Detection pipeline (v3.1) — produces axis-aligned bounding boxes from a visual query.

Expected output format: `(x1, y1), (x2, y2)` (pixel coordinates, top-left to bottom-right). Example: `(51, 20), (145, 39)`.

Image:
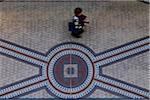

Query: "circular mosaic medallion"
(45, 43), (95, 98)
(53, 54), (88, 88)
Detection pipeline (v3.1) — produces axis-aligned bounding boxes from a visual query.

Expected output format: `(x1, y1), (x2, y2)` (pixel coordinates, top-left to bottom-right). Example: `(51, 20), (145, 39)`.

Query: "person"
(69, 7), (89, 38)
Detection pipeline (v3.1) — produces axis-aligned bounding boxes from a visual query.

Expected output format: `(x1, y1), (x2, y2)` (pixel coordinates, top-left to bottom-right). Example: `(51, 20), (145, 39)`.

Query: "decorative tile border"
(0, 36), (149, 99)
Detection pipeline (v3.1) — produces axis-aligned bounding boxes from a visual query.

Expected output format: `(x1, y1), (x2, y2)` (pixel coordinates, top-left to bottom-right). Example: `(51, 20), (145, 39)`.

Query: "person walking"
(69, 7), (89, 38)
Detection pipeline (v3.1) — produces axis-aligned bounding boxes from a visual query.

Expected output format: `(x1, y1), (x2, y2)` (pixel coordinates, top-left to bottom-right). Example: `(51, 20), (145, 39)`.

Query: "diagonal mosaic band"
(0, 36), (149, 99)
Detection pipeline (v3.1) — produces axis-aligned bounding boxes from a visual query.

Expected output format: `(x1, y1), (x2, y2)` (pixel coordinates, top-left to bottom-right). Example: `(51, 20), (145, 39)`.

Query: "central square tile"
(64, 64), (78, 78)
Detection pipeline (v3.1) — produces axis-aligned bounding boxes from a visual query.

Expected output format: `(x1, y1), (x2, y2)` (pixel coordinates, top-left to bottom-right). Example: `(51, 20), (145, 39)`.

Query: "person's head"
(74, 7), (82, 16)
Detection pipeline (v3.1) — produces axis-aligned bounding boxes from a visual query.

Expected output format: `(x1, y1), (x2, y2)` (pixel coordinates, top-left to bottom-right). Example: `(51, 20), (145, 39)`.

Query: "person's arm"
(83, 21), (89, 24)
(80, 15), (89, 24)
(83, 17), (89, 24)
(73, 16), (82, 29)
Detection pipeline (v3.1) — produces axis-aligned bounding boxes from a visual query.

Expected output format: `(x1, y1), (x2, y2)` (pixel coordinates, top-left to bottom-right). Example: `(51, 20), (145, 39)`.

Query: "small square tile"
(64, 64), (78, 78)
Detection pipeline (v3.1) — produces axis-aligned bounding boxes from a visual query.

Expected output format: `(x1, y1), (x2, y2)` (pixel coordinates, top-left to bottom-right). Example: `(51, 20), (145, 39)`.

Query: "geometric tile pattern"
(0, 55), (39, 87)
(0, 36), (149, 99)
(102, 51), (149, 89)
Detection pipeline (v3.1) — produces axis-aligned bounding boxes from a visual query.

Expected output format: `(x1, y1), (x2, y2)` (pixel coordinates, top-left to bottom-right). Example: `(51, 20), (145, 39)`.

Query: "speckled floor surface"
(0, 1), (149, 99)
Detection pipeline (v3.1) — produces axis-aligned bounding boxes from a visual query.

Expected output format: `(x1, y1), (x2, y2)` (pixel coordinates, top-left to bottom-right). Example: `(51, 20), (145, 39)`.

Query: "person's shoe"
(75, 35), (81, 38)
(71, 33), (81, 38)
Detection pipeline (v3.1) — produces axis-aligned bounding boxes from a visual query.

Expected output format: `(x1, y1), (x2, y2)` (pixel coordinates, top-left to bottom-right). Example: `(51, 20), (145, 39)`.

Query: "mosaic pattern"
(0, 36), (149, 99)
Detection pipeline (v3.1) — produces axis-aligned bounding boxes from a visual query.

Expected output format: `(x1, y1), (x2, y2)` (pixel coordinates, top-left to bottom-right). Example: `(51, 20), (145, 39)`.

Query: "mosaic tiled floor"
(0, 0), (149, 99)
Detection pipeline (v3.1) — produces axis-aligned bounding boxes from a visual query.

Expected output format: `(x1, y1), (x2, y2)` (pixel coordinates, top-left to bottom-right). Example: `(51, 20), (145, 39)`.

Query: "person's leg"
(76, 29), (84, 36)
(71, 29), (80, 38)
(71, 28), (84, 38)
(71, 32), (81, 38)
(79, 29), (84, 34)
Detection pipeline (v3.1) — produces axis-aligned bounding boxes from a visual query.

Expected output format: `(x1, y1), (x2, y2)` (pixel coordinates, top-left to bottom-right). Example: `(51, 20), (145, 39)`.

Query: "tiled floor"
(0, 1), (149, 99)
